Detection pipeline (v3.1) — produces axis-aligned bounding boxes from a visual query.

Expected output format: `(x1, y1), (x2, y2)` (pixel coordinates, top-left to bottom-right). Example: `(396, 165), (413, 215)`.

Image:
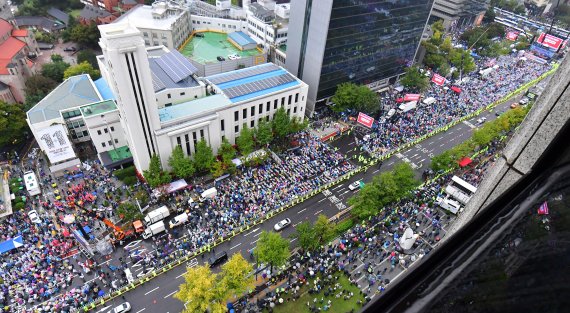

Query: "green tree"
(0, 101), (28, 146)
(143, 155), (170, 188)
(391, 162), (420, 195)
(64, 61), (101, 80)
(168, 146), (195, 179)
(292, 221), (318, 252)
(193, 139), (215, 172)
(400, 66), (429, 91)
(76, 50), (99, 69)
(220, 253), (255, 298)
(175, 265), (227, 313)
(24, 75), (57, 99)
(430, 20), (445, 46)
(209, 160), (226, 178)
(331, 83), (379, 113)
(218, 138), (236, 165)
(41, 60), (70, 83)
(51, 54), (63, 63)
(431, 150), (454, 172)
(483, 7), (496, 24)
(313, 214), (336, 247)
(255, 119), (273, 146)
(254, 231), (290, 273)
(236, 124), (254, 156)
(272, 107), (291, 139)
(116, 202), (142, 223)
(348, 181), (383, 220)
(69, 22), (101, 49)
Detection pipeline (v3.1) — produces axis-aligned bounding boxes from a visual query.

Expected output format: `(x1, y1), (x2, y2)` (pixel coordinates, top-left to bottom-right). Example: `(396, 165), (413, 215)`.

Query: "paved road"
(93, 93), (525, 313)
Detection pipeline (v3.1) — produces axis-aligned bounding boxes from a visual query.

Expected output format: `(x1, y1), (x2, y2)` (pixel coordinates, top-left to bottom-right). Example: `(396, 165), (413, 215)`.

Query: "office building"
(430, 0), (489, 28)
(286, 0), (434, 115)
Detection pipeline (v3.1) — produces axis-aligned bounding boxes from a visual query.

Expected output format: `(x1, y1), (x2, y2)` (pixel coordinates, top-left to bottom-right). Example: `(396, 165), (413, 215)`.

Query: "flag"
(537, 201), (549, 215)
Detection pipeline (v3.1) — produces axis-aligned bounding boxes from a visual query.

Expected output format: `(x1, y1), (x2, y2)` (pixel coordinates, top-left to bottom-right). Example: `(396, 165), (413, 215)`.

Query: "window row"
(233, 93), (300, 122)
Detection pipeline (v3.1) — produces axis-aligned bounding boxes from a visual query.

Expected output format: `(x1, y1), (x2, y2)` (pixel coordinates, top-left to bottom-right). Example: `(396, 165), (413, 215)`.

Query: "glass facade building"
(286, 0), (435, 115)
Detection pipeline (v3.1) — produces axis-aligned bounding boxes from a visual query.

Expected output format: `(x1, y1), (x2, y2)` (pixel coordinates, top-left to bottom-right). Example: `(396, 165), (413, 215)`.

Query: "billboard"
(357, 112), (374, 128)
(431, 73), (445, 86)
(403, 94), (420, 102)
(506, 32), (519, 41)
(37, 124), (76, 164)
(537, 33), (563, 50)
(530, 43), (556, 60)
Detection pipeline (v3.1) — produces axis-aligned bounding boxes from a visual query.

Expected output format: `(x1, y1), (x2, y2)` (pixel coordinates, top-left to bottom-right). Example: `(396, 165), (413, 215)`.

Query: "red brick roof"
(0, 19), (12, 38)
(11, 29), (28, 37)
(0, 37), (26, 74)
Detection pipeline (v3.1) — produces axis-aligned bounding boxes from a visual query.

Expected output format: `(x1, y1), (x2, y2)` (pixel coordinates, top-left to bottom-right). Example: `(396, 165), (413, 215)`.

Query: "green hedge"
(335, 219), (354, 235)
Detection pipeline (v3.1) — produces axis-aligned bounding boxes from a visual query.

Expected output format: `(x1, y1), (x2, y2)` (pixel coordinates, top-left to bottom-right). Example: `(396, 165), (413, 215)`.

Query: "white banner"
(37, 124), (76, 164)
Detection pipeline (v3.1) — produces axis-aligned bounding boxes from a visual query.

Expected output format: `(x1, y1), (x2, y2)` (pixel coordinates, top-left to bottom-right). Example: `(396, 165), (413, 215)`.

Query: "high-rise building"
(286, 0), (434, 115)
(430, 0), (489, 28)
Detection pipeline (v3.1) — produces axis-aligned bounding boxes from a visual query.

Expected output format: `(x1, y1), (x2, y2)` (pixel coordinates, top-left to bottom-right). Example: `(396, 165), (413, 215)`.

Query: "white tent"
(399, 228), (418, 250)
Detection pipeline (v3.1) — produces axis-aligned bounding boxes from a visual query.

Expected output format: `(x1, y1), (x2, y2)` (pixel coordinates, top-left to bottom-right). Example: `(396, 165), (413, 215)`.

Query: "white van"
(386, 108), (396, 119)
(422, 97), (436, 105)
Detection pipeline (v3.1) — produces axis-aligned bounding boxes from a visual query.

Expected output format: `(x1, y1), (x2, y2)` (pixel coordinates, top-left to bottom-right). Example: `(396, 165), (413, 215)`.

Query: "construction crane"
(81, 207), (144, 242)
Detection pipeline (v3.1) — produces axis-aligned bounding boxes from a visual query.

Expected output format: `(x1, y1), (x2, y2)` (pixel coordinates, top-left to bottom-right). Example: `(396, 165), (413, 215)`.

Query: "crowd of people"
(359, 54), (551, 156)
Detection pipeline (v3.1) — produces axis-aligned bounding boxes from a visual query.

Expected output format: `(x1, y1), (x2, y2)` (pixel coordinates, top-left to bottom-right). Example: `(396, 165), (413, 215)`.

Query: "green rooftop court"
(108, 146), (132, 162)
(179, 32), (261, 64)
(80, 100), (117, 117)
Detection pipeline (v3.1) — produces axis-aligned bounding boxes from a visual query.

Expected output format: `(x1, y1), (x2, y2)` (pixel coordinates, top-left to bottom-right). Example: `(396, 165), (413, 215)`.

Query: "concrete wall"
(155, 85), (206, 108)
(83, 110), (127, 154)
(190, 15), (247, 33)
(189, 53), (268, 77)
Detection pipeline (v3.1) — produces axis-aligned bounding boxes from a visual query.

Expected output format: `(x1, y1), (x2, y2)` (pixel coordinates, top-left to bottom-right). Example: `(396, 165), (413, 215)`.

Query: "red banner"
(431, 73), (445, 86)
(537, 201), (549, 215)
(538, 33), (563, 50)
(357, 112), (374, 128)
(506, 32), (519, 41)
(403, 94), (420, 102)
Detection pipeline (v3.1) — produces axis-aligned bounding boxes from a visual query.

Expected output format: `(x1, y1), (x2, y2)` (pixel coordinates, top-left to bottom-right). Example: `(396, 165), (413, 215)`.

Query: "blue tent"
(0, 236), (24, 254)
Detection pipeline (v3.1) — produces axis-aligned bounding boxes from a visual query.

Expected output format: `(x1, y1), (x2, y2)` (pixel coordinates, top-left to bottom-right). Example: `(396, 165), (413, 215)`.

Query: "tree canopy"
(236, 124), (254, 156)
(0, 101), (29, 147)
(293, 221), (318, 252)
(272, 107), (291, 139)
(77, 50), (99, 69)
(168, 146), (195, 179)
(175, 265), (227, 313)
(331, 83), (379, 113)
(143, 155), (170, 188)
(400, 66), (429, 91)
(254, 231), (290, 272)
(194, 139), (215, 172)
(41, 57), (70, 83)
(255, 119), (273, 147)
(220, 253), (255, 298)
(64, 61), (101, 80)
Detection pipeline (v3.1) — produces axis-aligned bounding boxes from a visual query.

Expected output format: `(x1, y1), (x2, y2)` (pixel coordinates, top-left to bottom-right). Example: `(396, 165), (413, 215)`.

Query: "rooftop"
(113, 3), (185, 31)
(158, 94), (231, 123)
(80, 5), (112, 20)
(206, 63), (300, 103)
(179, 31), (261, 64)
(27, 74), (102, 124)
(47, 7), (70, 25)
(148, 49), (199, 92)
(99, 145), (133, 167)
(93, 77), (115, 100)
(80, 100), (117, 117)
(11, 29), (28, 37)
(14, 16), (66, 32)
(0, 18), (12, 38)
(227, 31), (257, 48)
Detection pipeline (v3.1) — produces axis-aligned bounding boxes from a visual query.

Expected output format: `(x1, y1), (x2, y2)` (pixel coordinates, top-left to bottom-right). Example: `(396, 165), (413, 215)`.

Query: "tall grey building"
(286, 0), (435, 115)
(430, 0), (489, 28)
(0, 0), (13, 21)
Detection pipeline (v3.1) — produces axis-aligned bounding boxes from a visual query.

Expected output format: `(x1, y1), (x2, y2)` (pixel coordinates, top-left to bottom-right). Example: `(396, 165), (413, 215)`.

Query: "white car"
(28, 210), (41, 224)
(476, 117), (487, 125)
(108, 302), (131, 313)
(348, 181), (361, 191)
(274, 218), (291, 231)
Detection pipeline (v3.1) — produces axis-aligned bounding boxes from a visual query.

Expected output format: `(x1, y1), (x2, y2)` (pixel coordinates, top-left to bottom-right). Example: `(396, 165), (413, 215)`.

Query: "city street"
(93, 94), (524, 312)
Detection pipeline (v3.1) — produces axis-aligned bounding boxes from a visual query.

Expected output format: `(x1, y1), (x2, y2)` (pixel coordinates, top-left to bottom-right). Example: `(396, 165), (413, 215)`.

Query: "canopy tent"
(451, 86), (462, 93)
(403, 94), (420, 102)
(0, 236), (23, 254)
(166, 179), (187, 193)
(399, 228), (418, 251)
(459, 157), (472, 167)
(232, 158), (242, 167)
(394, 86), (404, 92)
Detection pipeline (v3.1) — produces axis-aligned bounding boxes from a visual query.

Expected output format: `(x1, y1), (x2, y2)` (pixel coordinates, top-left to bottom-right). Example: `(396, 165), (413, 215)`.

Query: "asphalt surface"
(91, 94), (525, 313)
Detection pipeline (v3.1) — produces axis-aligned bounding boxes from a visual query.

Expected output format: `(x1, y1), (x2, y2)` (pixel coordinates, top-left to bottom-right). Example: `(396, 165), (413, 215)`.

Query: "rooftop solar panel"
(156, 51), (197, 83)
(208, 63), (280, 85)
(222, 73), (296, 99)
(151, 72), (166, 92)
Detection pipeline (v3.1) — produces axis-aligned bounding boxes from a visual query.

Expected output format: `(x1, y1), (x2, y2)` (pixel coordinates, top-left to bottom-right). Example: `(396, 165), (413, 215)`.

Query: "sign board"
(36, 124), (76, 164)
(431, 73), (445, 86)
(537, 33), (563, 50)
(403, 94), (420, 102)
(506, 32), (519, 41)
(357, 112), (374, 128)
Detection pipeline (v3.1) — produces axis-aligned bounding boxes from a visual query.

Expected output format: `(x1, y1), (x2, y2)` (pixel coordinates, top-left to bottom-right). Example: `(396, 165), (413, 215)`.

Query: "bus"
(444, 175), (477, 205)
(24, 171), (41, 196)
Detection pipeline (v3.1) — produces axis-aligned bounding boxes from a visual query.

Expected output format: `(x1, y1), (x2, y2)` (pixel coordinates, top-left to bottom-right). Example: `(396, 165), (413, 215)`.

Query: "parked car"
(194, 33), (204, 38)
(273, 218), (291, 231)
(217, 56), (225, 61)
(107, 302), (131, 313)
(208, 251), (228, 267)
(348, 180), (361, 191)
(64, 46), (77, 52)
(510, 103), (519, 109)
(495, 110), (505, 117)
(476, 117), (487, 124)
(519, 97), (530, 106)
(28, 210), (41, 224)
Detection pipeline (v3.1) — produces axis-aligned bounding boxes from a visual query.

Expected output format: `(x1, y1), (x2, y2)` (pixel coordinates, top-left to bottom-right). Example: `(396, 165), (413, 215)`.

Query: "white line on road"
(373, 169), (380, 173)
(339, 190), (349, 196)
(230, 243), (242, 250)
(244, 228), (260, 236)
(387, 161), (394, 166)
(164, 291), (177, 299)
(317, 198), (327, 203)
(176, 272), (186, 279)
(298, 208), (307, 214)
(428, 141), (434, 146)
(332, 184), (344, 190)
(135, 308), (146, 313)
(314, 209), (323, 216)
(419, 159), (425, 163)
(348, 142), (355, 146)
(144, 287), (160, 295)
(253, 232), (262, 238)
(411, 153), (418, 158)
(99, 258), (112, 266)
(97, 305), (112, 312)
(440, 143), (445, 147)
(251, 238), (261, 245)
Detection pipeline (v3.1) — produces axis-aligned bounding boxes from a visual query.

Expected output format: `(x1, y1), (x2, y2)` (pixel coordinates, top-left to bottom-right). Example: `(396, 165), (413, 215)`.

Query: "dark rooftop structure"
(249, 3), (274, 23)
(14, 16), (66, 32)
(80, 4), (112, 20)
(148, 50), (200, 92)
(47, 7), (69, 25)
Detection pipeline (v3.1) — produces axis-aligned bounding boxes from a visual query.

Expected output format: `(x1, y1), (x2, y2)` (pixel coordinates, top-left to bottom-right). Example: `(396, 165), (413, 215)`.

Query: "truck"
(169, 212), (189, 228)
(398, 101), (417, 113)
(142, 221), (166, 239)
(199, 187), (218, 202)
(144, 205), (170, 225)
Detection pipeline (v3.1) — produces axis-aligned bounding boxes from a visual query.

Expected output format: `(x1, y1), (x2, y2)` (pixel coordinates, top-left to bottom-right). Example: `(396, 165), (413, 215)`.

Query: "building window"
(114, 139), (118, 144)
(102, 142), (106, 148)
(200, 129), (204, 139)
(220, 119), (225, 131)
(177, 136), (182, 147)
(104, 128), (108, 133)
(192, 132), (198, 152)
(274, 99), (278, 110)
(97, 130), (101, 135)
(180, 92), (185, 96)
(287, 109), (290, 115)
(185, 134), (191, 155)
(167, 93), (171, 99)
(165, 103), (172, 107)
(235, 125), (239, 133)
(281, 97), (285, 107)
(83, 131), (88, 137)
(294, 106), (297, 113)
(266, 101), (270, 112)
(295, 93), (299, 103)
(251, 106), (255, 116)
(234, 111), (239, 121)
(221, 135), (225, 141)
(243, 108), (247, 119)
(288, 95), (292, 105)
(259, 103), (263, 114)
(250, 120), (254, 128)
(110, 126), (114, 132)
(108, 140), (112, 146)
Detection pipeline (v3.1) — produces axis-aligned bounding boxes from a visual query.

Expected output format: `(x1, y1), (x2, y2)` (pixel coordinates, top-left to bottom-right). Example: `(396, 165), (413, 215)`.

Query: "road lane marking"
(293, 222), (302, 227)
(97, 305), (112, 312)
(251, 238), (261, 245)
(298, 208), (307, 214)
(339, 190), (349, 196)
(332, 184), (344, 190)
(176, 272), (186, 279)
(440, 143), (445, 147)
(244, 228), (260, 236)
(290, 238), (297, 243)
(253, 232), (262, 237)
(99, 258), (112, 266)
(144, 286), (159, 295)
(314, 209), (323, 216)
(230, 243), (242, 250)
(387, 161), (394, 166)
(348, 142), (355, 146)
(317, 198), (327, 203)
(164, 291), (177, 299)
(135, 309), (146, 313)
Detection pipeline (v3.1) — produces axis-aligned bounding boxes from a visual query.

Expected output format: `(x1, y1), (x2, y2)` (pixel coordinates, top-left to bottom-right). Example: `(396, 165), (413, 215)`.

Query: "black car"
(64, 46), (77, 52)
(217, 56), (225, 61)
(194, 33), (204, 38)
(208, 251), (228, 267)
